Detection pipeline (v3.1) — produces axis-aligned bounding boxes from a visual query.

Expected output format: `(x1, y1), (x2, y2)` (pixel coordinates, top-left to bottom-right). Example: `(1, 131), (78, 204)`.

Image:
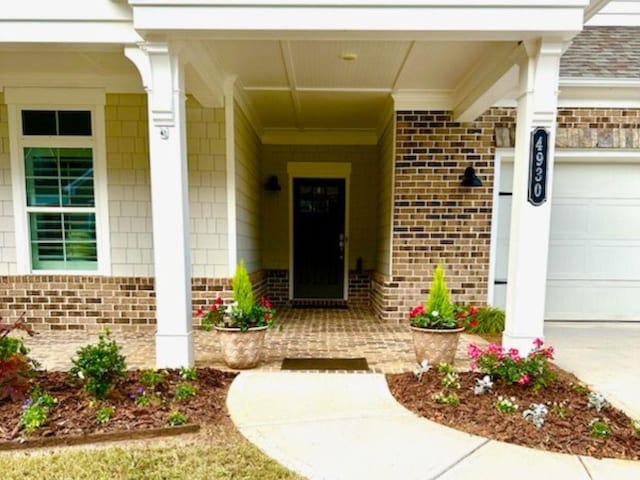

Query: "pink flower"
(533, 338), (544, 348)
(467, 344), (482, 360)
(409, 305), (425, 319)
(543, 346), (554, 359)
(517, 374), (530, 385)
(508, 348), (521, 362)
(469, 360), (478, 371)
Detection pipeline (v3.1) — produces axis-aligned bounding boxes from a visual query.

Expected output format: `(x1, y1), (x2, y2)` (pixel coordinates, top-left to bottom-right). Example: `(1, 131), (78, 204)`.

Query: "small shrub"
(95, 405), (115, 424)
(552, 401), (570, 419)
(495, 396), (518, 414)
(432, 391), (460, 406)
(70, 329), (127, 399)
(174, 382), (197, 401)
(468, 338), (555, 391)
(441, 372), (460, 389)
(233, 260), (254, 316)
(167, 410), (187, 426)
(523, 403), (549, 428)
(413, 360), (431, 382)
(589, 418), (611, 438)
(473, 375), (493, 395)
(0, 314), (38, 402)
(179, 367), (198, 381)
(140, 369), (165, 389)
(20, 390), (56, 433)
(464, 306), (505, 335)
(631, 419), (640, 438)
(587, 392), (609, 412)
(572, 383), (588, 395)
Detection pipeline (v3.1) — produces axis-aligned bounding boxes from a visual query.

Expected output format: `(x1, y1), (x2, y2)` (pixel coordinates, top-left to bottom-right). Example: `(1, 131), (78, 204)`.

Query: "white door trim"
(286, 162), (352, 301)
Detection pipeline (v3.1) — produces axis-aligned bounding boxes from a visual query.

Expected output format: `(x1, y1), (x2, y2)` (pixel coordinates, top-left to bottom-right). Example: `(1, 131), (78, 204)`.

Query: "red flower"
(533, 337), (544, 348)
(469, 319), (478, 328)
(517, 374), (530, 385)
(210, 304), (218, 312)
(195, 308), (204, 317)
(409, 305), (425, 318)
(264, 313), (271, 321)
(260, 297), (272, 309)
(215, 297), (224, 305)
(469, 306), (478, 316)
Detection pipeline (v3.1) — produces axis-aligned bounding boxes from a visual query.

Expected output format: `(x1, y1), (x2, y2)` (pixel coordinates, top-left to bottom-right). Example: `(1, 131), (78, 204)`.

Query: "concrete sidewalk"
(227, 372), (640, 480)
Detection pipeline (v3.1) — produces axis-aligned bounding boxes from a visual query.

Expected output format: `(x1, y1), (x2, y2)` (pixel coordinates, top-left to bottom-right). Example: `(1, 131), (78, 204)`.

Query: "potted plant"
(195, 260), (275, 369)
(409, 264), (478, 365)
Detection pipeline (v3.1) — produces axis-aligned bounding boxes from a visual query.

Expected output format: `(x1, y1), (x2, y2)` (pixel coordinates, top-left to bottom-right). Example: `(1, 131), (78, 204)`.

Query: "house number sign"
(528, 127), (549, 206)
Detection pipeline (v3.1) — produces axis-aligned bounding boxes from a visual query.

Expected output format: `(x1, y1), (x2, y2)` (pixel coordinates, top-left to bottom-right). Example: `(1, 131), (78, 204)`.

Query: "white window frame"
(5, 88), (111, 275)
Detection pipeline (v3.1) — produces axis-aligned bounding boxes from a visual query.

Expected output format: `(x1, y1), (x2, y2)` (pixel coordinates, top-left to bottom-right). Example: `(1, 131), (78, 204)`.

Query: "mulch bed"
(387, 370), (640, 461)
(0, 368), (236, 445)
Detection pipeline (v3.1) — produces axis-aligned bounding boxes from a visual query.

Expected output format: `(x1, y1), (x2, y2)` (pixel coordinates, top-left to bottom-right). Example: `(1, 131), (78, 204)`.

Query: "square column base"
(155, 331), (194, 368)
(501, 332), (543, 357)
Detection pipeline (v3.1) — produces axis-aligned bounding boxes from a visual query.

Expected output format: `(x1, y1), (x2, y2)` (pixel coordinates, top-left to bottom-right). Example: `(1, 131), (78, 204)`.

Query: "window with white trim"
(7, 88), (110, 274)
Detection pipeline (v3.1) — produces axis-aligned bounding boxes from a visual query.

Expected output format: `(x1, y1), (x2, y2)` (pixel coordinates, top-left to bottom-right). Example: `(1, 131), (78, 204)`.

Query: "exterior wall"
(187, 97), (228, 278)
(260, 144), (379, 271)
(234, 103), (261, 274)
(105, 94), (229, 277)
(105, 94), (153, 277)
(376, 115), (395, 276)
(496, 108), (640, 149)
(381, 110), (498, 322)
(0, 94), (17, 275)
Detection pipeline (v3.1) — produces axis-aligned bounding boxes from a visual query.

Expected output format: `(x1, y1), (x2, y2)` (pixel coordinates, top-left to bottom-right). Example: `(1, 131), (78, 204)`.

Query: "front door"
(293, 178), (346, 299)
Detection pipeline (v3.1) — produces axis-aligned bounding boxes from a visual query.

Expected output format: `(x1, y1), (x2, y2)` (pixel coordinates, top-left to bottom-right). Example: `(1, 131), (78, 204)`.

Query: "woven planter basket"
(214, 325), (268, 369)
(410, 326), (464, 365)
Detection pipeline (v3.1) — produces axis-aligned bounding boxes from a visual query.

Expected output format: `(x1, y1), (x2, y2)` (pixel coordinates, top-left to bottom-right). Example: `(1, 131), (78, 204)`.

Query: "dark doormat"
(281, 357), (369, 371)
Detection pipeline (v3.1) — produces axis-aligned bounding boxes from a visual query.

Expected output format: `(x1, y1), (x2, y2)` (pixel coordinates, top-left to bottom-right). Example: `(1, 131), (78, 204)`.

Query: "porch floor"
(24, 307), (486, 373)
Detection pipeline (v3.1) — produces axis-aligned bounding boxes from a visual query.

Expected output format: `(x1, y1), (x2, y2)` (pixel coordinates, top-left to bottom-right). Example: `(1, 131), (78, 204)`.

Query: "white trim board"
(286, 162), (352, 301)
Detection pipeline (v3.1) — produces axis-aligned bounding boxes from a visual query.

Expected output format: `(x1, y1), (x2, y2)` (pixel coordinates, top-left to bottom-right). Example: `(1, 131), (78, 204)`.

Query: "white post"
(502, 39), (563, 355)
(125, 43), (194, 368)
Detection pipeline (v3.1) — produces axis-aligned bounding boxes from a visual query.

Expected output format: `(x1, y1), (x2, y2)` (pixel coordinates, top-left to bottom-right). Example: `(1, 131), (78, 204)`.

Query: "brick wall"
(0, 270), (269, 332)
(378, 110), (498, 322)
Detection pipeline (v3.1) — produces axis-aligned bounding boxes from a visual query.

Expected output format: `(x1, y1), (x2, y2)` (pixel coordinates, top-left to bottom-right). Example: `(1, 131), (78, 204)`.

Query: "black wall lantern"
(264, 175), (282, 191)
(461, 166), (483, 187)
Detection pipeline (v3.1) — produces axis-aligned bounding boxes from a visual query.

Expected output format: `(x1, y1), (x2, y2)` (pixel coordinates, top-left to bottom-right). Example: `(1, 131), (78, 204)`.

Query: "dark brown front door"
(293, 178), (346, 299)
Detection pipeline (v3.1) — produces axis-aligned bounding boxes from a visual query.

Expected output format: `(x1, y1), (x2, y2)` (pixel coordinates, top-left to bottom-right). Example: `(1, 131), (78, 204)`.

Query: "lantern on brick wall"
(461, 166), (483, 187)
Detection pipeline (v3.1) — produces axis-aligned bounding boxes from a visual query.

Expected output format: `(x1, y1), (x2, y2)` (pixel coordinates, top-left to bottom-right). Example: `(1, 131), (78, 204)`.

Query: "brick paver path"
(23, 307), (485, 373)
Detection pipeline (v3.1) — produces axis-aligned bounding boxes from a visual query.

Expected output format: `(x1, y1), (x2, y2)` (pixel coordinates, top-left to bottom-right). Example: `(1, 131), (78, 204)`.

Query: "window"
(6, 88), (110, 274)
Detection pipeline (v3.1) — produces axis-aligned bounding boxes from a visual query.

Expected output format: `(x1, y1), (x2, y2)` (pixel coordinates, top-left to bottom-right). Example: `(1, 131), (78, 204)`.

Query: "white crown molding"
(233, 78), (264, 138)
(391, 90), (454, 111)
(262, 128), (378, 145)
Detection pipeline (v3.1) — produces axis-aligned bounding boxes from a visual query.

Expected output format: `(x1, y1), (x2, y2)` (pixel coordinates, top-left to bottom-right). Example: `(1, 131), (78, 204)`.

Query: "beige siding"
(234, 104), (261, 273)
(187, 97), (228, 278)
(376, 116), (395, 276)
(0, 94), (17, 274)
(105, 94), (154, 276)
(261, 144), (378, 271)
(106, 94), (228, 278)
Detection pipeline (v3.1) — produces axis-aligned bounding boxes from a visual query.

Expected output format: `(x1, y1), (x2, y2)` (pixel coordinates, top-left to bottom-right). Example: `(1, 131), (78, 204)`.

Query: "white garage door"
(494, 157), (640, 321)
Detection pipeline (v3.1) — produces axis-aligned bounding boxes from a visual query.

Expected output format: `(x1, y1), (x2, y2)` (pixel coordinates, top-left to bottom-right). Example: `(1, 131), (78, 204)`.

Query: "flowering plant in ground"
(467, 338), (555, 391)
(589, 418), (611, 438)
(433, 391), (460, 406)
(631, 419), (640, 437)
(495, 396), (519, 414)
(167, 410), (187, 426)
(409, 264), (479, 330)
(95, 404), (115, 425)
(20, 389), (57, 433)
(196, 261), (276, 332)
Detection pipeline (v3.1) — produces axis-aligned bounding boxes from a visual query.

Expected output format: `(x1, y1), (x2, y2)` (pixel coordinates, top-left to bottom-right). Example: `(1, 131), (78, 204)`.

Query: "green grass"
(0, 426), (302, 480)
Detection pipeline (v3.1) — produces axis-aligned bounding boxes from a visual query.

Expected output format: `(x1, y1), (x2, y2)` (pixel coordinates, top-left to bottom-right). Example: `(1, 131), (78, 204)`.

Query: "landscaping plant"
(463, 306), (505, 335)
(174, 382), (197, 401)
(20, 389), (57, 433)
(589, 418), (611, 438)
(494, 396), (518, 414)
(71, 329), (127, 399)
(167, 410), (187, 426)
(0, 314), (38, 402)
(467, 338), (555, 391)
(95, 404), (115, 425)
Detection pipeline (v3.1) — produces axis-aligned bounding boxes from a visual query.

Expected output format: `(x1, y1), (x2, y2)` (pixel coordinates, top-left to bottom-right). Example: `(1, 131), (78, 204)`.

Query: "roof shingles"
(560, 26), (640, 79)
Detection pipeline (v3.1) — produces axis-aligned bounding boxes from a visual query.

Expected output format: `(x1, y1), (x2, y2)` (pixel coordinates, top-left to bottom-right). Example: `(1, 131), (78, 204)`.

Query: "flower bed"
(388, 341), (640, 461)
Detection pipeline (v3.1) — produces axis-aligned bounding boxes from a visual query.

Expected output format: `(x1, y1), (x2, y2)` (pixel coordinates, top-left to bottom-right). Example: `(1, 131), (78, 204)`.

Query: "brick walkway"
(23, 307), (486, 373)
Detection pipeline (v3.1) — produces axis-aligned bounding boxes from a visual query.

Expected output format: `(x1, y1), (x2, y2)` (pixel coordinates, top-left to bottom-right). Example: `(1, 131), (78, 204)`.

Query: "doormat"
(281, 357), (369, 371)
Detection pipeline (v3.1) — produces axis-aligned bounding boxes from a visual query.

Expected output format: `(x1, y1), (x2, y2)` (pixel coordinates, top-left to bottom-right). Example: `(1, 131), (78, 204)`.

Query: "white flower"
(431, 310), (439, 317)
(77, 371), (84, 380)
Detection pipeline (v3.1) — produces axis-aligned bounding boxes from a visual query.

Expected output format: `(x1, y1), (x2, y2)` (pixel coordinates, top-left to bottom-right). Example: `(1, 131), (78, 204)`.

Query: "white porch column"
(502, 40), (563, 355)
(125, 43), (194, 368)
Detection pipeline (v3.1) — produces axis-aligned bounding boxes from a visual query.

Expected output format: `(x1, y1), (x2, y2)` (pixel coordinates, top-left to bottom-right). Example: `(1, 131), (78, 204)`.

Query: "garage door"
(494, 157), (640, 321)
